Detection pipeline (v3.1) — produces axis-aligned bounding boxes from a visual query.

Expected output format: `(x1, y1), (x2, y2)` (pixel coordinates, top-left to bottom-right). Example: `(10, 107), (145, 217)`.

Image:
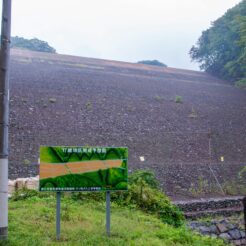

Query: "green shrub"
(175, 95), (182, 103)
(154, 95), (162, 101)
(128, 169), (159, 189)
(236, 78), (246, 89)
(72, 169), (184, 227)
(122, 180), (184, 227)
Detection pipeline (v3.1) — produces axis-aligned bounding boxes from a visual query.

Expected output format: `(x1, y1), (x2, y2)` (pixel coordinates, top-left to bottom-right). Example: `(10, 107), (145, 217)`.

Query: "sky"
(5, 0), (243, 70)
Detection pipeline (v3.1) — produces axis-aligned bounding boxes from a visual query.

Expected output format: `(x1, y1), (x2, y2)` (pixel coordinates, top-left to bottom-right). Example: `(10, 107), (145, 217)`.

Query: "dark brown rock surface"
(8, 49), (246, 199)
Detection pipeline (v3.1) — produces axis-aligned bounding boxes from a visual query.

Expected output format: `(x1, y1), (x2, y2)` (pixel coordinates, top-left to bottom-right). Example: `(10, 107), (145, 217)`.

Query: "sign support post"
(106, 191), (110, 236)
(56, 191), (61, 240)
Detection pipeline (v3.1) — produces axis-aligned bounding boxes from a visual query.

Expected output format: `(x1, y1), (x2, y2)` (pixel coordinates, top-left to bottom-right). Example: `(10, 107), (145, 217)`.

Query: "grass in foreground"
(1, 194), (225, 246)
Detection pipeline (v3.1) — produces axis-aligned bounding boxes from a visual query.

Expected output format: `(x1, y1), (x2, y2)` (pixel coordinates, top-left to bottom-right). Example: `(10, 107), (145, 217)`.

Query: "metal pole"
(56, 192), (61, 240)
(106, 191), (110, 236)
(0, 0), (11, 241)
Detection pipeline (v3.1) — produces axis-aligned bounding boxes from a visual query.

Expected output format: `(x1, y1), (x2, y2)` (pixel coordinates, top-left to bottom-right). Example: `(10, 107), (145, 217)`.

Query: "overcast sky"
(6, 0), (242, 70)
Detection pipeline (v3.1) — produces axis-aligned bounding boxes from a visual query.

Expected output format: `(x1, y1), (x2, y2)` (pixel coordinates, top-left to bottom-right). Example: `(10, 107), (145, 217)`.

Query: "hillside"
(9, 49), (246, 199)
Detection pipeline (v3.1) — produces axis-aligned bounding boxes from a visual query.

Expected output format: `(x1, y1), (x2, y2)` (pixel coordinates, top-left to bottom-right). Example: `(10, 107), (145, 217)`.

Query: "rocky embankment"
(175, 197), (245, 245)
(187, 220), (245, 245)
(175, 197), (244, 218)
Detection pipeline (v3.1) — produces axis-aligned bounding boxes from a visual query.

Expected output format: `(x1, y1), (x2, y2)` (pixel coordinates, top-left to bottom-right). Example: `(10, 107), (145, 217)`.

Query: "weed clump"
(11, 188), (52, 201)
(12, 188), (39, 201)
(23, 159), (31, 165)
(175, 95), (182, 103)
(154, 95), (162, 101)
(85, 101), (92, 110)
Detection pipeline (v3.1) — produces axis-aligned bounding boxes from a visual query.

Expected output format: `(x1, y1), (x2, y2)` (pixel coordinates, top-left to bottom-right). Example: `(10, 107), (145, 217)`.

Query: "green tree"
(10, 36), (56, 53)
(190, 0), (246, 86)
(138, 60), (167, 67)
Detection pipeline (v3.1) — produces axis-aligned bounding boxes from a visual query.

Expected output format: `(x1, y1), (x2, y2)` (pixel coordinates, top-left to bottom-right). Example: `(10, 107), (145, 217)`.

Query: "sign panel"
(39, 146), (128, 192)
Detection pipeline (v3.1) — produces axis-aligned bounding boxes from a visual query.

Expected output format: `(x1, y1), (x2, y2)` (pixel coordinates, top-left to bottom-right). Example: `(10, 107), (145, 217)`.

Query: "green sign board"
(39, 146), (128, 192)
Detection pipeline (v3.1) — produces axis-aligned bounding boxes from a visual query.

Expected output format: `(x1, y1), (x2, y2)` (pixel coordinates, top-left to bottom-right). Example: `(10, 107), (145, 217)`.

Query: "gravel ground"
(8, 49), (246, 199)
